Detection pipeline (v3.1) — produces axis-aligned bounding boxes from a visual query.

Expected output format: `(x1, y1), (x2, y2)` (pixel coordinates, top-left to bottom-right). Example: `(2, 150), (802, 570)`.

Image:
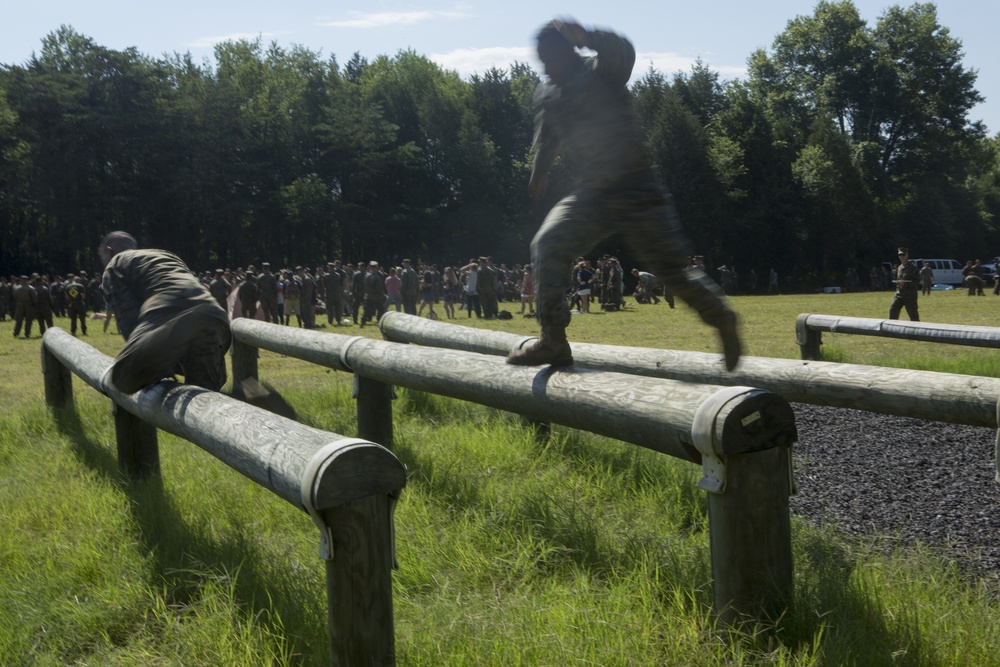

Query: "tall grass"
(1, 290), (999, 665)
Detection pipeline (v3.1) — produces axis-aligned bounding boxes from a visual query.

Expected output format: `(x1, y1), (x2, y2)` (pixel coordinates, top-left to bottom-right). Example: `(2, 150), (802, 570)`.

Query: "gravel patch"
(788, 404), (1000, 586)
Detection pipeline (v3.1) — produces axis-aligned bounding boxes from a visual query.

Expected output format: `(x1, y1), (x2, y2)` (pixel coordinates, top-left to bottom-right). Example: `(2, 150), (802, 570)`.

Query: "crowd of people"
(0, 253), (694, 339)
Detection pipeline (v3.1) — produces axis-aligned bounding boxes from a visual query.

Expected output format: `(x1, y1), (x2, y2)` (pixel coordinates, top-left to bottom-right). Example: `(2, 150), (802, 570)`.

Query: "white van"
(913, 258), (965, 286)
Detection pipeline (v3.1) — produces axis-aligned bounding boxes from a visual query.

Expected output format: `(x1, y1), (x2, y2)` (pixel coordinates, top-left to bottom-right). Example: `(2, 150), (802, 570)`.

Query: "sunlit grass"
(1, 292), (999, 665)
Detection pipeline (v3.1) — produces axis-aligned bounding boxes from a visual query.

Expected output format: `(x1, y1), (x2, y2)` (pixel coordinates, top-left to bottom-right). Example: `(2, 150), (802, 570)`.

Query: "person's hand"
(528, 171), (549, 200)
(551, 19), (588, 48)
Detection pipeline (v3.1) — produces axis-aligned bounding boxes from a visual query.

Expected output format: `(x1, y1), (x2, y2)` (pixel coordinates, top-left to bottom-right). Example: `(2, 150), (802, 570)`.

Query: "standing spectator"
(209, 269), (232, 314)
(361, 261), (387, 327)
(575, 260), (594, 313)
(460, 261), (482, 318)
(258, 263), (279, 323)
(520, 263), (536, 316)
(322, 261), (345, 325)
(33, 274), (52, 333)
(400, 259), (420, 315)
(478, 256), (499, 319)
(888, 247), (920, 321)
(417, 266), (437, 319)
(442, 266), (459, 319)
(51, 276), (67, 318)
(298, 266), (317, 329)
(769, 268), (779, 295)
(275, 271), (286, 325)
(12, 275), (38, 339)
(65, 274), (89, 336)
(385, 267), (402, 312)
(285, 269), (302, 327)
(238, 267), (259, 319)
(350, 261), (366, 325)
(920, 261), (934, 296)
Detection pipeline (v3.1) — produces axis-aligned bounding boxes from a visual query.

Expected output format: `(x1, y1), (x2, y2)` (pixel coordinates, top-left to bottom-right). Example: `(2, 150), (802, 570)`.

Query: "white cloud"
(632, 51), (747, 81)
(321, 10), (468, 29)
(429, 46), (535, 78)
(185, 32), (280, 49)
(635, 51), (747, 80)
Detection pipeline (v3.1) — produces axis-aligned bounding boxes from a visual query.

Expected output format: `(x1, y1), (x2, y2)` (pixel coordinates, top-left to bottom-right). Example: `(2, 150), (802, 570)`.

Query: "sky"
(2, 1), (998, 136)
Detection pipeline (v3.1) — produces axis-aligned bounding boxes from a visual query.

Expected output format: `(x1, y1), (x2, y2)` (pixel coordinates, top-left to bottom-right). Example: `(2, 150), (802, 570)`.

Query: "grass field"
(1, 289), (999, 666)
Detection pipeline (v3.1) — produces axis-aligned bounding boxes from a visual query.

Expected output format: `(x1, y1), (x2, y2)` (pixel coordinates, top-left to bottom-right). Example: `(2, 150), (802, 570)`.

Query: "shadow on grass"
(781, 527), (928, 666)
(53, 404), (324, 662)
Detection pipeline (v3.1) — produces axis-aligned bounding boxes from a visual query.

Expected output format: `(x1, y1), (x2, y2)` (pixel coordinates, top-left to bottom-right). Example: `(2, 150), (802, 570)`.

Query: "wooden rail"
(795, 313), (1000, 360)
(378, 312), (1000, 484)
(230, 317), (798, 627)
(41, 327), (406, 666)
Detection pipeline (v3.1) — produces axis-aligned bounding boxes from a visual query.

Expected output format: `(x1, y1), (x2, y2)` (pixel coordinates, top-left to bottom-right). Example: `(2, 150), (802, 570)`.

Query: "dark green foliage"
(1, 7), (999, 289)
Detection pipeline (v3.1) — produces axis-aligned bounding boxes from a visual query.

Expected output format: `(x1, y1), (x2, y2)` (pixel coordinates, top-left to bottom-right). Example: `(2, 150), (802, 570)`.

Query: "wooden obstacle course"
(230, 317), (798, 627)
(41, 327), (405, 666)
(378, 310), (1000, 485)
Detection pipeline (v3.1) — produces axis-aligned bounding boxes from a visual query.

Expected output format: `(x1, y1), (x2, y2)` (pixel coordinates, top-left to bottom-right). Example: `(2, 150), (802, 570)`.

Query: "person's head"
(631, 268), (639, 276)
(898, 247), (909, 262)
(537, 22), (580, 85)
(98, 231), (138, 267)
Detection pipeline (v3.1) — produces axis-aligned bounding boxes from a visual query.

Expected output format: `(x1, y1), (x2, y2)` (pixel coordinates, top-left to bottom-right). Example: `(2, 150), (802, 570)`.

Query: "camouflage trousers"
(531, 174), (730, 330)
(111, 303), (231, 394)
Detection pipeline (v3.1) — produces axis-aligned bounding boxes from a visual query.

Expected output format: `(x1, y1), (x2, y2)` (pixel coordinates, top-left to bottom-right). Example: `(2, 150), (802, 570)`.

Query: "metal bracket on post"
(301, 438), (375, 561)
(691, 386), (758, 494)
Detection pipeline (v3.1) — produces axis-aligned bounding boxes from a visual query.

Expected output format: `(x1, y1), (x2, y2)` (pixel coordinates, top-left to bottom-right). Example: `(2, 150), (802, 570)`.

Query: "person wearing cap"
(65, 273), (89, 336)
(12, 275), (38, 338)
(237, 266), (259, 320)
(360, 261), (387, 327)
(257, 262), (279, 323)
(889, 247), (920, 321)
(507, 19), (741, 369)
(98, 231), (231, 393)
(209, 269), (232, 313)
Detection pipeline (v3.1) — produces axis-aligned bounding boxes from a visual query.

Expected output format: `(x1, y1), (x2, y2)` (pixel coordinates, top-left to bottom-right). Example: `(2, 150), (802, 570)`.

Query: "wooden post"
(708, 444), (793, 626)
(231, 336), (259, 389)
(323, 493), (397, 667)
(113, 403), (160, 479)
(795, 313), (822, 360)
(321, 372), (398, 665)
(356, 375), (394, 450)
(42, 344), (73, 408)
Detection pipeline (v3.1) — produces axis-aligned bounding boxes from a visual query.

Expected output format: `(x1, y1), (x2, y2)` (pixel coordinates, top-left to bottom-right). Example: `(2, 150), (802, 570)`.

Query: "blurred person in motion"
(507, 18), (740, 369)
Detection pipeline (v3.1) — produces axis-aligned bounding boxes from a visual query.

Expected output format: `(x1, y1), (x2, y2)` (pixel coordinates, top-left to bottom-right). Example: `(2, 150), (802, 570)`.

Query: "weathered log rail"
(41, 327), (406, 666)
(379, 311), (1000, 484)
(795, 313), (1000, 360)
(230, 317), (798, 626)
(380, 311), (1000, 427)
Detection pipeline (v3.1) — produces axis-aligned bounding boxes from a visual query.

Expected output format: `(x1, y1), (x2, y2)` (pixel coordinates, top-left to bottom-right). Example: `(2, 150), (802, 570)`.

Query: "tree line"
(1, 1), (998, 291)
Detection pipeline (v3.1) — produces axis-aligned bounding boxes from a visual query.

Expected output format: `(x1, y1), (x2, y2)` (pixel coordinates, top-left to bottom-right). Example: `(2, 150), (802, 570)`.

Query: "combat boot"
(717, 308), (742, 371)
(506, 325), (573, 367)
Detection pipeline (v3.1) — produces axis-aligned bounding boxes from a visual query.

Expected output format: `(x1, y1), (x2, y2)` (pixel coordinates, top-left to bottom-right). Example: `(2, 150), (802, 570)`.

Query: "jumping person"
(507, 19), (741, 369)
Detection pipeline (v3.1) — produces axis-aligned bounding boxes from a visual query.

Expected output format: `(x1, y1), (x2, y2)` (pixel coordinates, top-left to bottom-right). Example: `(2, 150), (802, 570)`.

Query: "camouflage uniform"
(512, 27), (738, 368)
(65, 277), (89, 335)
(257, 267), (279, 323)
(12, 278), (38, 338)
(102, 249), (231, 393)
(888, 257), (920, 321)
